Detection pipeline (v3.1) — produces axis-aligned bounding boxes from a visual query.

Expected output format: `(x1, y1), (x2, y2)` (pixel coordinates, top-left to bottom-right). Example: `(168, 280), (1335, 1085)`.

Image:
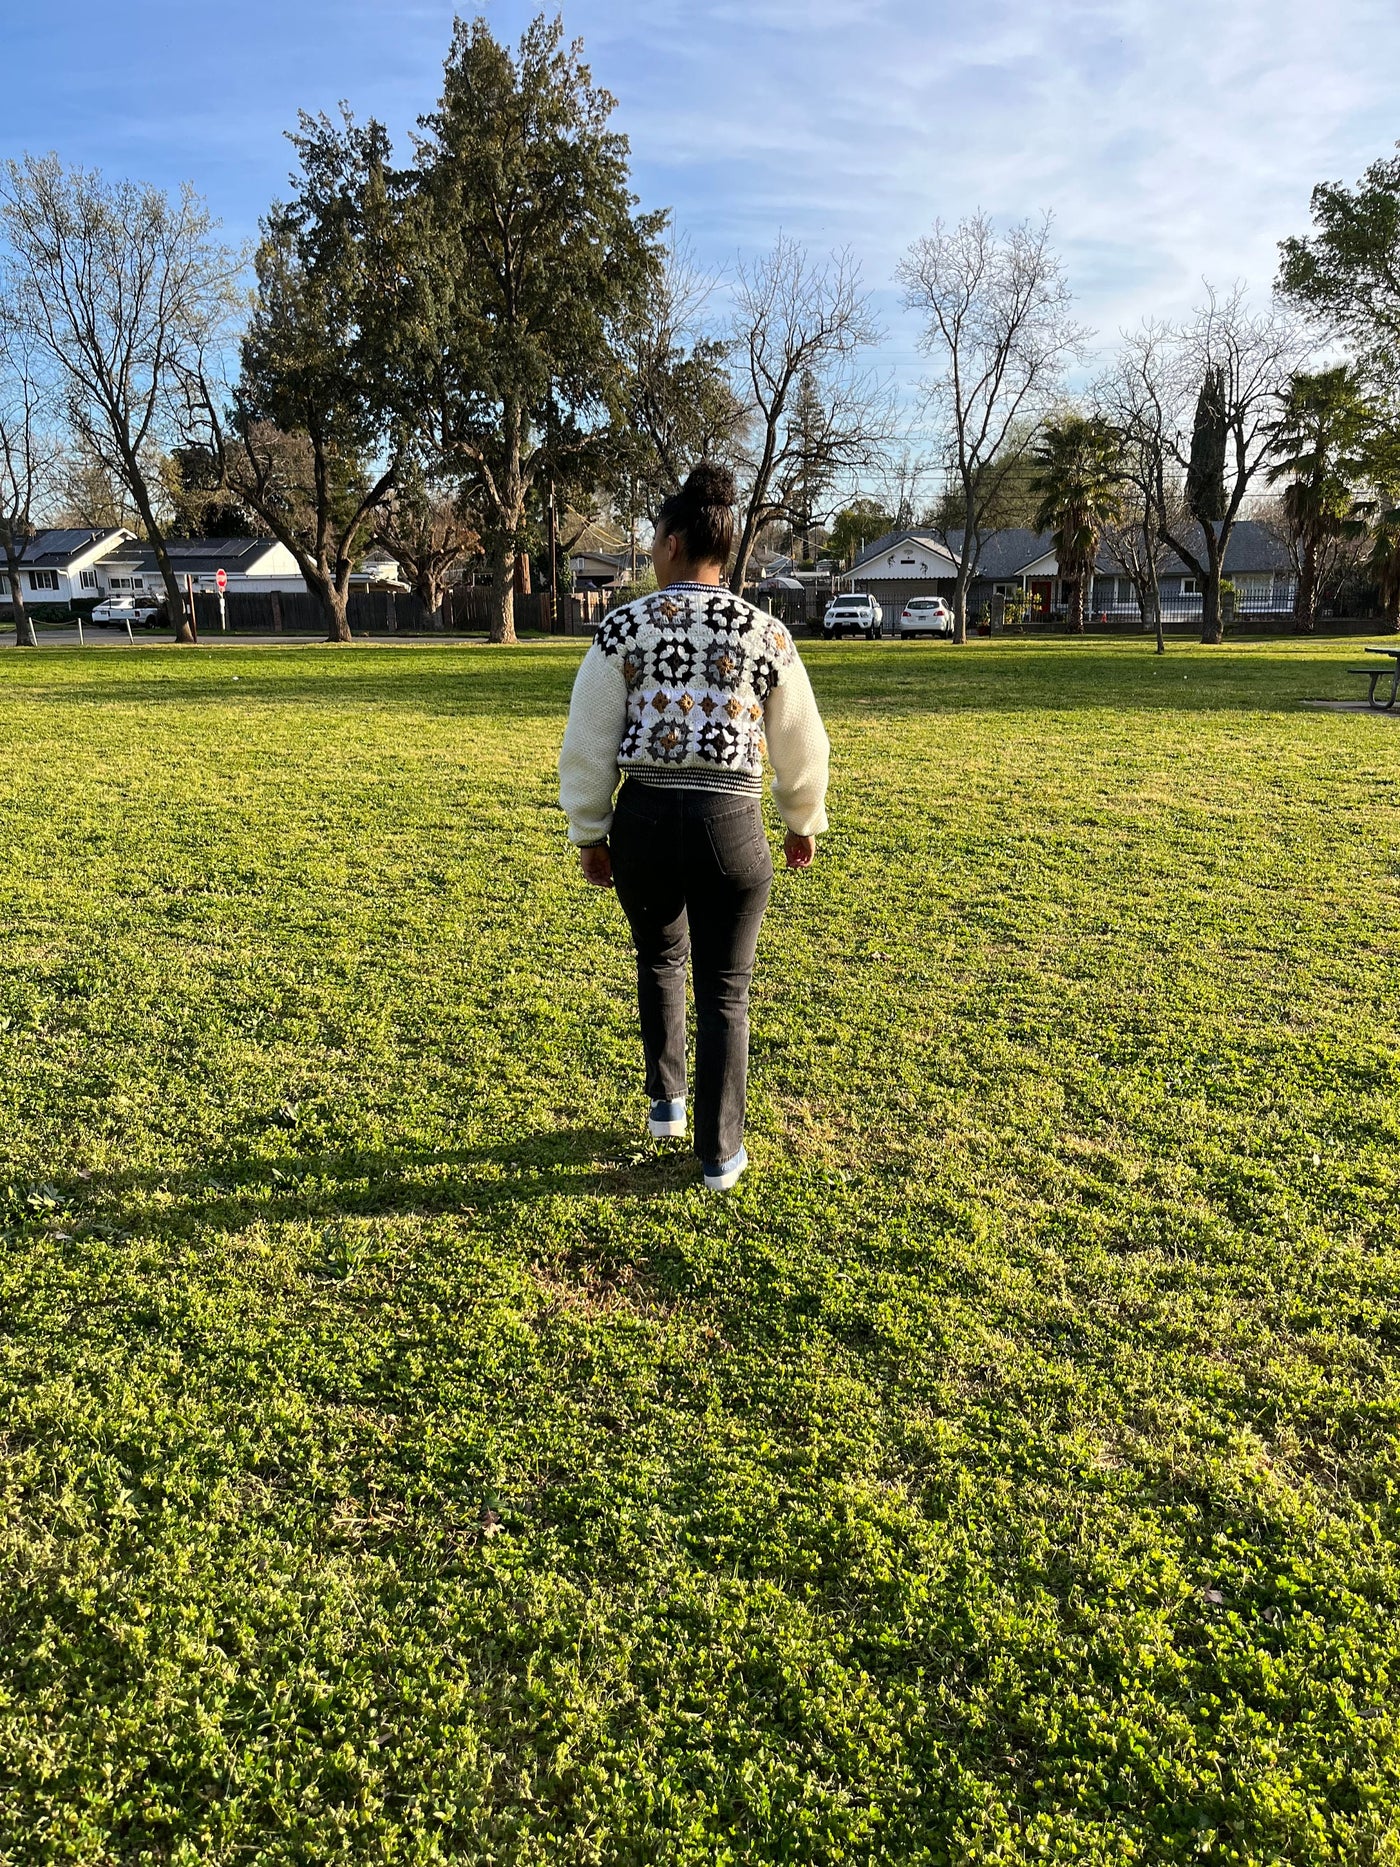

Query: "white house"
(95, 535), (309, 598)
(845, 532), (959, 581)
(352, 548), (410, 590)
(0, 527), (135, 606)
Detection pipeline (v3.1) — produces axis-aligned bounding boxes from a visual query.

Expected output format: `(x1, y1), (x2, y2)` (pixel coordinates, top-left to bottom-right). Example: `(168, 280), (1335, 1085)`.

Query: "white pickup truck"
(818, 592), (884, 639)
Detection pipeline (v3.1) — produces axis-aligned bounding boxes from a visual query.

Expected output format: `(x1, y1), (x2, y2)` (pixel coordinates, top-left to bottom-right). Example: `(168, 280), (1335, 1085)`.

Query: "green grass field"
(0, 635), (1397, 1865)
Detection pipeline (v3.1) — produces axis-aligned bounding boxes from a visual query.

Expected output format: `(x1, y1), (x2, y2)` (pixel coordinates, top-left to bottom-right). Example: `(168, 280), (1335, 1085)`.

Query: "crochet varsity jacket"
(558, 582), (830, 846)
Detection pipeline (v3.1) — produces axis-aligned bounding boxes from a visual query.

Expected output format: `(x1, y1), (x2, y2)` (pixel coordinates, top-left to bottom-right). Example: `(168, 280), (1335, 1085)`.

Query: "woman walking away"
(558, 463), (830, 1193)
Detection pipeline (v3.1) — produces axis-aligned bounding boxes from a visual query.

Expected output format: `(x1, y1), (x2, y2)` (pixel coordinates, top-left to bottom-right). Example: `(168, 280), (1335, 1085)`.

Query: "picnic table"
(1351, 646), (1400, 709)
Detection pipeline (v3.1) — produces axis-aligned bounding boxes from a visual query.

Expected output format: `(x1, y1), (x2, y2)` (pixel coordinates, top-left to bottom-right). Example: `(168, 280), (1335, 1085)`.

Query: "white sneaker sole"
(703, 1160), (747, 1192)
(648, 1116), (686, 1138)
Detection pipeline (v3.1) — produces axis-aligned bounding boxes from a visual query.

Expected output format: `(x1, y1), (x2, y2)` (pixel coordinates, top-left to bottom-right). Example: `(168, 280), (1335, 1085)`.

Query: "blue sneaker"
(702, 1144), (748, 1192)
(648, 1097), (686, 1139)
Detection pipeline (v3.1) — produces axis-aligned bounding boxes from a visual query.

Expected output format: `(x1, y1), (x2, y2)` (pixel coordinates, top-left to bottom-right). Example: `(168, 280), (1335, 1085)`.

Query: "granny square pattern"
(596, 585), (796, 786)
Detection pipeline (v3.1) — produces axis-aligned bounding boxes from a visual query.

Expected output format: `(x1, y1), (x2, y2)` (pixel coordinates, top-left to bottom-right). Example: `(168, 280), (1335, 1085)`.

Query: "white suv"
(820, 592), (883, 639)
(898, 596), (954, 638)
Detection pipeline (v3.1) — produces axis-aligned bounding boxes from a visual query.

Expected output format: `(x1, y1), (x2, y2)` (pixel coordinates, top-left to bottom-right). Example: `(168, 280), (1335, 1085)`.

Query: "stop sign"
(216, 568), (227, 592)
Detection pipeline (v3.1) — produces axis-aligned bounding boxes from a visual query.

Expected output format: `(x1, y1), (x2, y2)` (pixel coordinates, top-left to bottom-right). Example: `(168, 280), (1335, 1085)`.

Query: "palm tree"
(1030, 415), (1125, 632)
(1264, 366), (1371, 630)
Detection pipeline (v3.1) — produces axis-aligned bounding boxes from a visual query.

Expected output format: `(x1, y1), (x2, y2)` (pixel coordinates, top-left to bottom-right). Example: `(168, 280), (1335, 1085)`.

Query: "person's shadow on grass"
(54, 1126), (697, 1239)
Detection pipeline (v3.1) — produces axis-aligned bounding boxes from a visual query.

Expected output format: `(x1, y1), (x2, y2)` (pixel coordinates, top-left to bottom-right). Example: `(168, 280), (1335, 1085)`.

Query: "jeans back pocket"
(703, 806), (773, 882)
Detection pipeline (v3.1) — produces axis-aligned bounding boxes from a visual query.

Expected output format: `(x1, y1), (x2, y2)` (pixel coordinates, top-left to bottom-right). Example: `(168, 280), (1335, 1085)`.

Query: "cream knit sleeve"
(558, 644), (629, 845)
(764, 651), (830, 835)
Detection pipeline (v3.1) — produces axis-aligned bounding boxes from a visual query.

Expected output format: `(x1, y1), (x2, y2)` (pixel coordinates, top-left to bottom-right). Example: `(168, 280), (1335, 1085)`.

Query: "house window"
(132, 578), (144, 589)
(80, 569), (97, 589)
(1181, 578), (1199, 596)
(28, 569), (58, 591)
(0, 577), (8, 596)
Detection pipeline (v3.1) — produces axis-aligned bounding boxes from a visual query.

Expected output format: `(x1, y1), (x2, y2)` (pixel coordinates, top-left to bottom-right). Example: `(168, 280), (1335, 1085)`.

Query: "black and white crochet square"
(653, 629), (696, 685)
(597, 606), (646, 655)
(697, 717), (743, 763)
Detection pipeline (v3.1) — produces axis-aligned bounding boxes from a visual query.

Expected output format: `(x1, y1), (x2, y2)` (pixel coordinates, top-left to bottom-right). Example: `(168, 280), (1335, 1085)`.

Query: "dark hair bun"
(656, 460), (737, 566)
(680, 461), (736, 508)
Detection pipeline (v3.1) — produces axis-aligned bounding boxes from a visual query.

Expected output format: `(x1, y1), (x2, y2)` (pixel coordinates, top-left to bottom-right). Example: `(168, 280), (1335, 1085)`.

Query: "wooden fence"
(190, 584), (612, 638)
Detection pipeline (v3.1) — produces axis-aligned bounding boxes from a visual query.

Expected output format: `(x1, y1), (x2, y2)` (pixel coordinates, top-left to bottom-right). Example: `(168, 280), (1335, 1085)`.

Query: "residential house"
(352, 548), (410, 591)
(566, 513), (631, 592)
(848, 522), (1298, 622)
(0, 527), (134, 608)
(95, 535), (308, 601)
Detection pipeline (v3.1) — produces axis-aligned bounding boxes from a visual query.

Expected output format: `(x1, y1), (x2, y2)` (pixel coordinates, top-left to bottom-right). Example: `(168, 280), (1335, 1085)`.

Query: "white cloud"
(554, 0), (1400, 388)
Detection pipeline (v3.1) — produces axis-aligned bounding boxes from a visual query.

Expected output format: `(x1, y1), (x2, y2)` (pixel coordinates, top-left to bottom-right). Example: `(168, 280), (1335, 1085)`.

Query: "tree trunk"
(147, 537), (194, 644)
(417, 574), (445, 631)
(1294, 539), (1317, 633)
(489, 536), (516, 644)
(729, 518), (758, 595)
(1200, 576), (1221, 644)
(309, 567), (351, 642)
(1147, 583), (1164, 656)
(1071, 572), (1086, 633)
(951, 480), (978, 644)
(4, 547), (36, 648)
(323, 585), (351, 643)
(514, 550), (531, 597)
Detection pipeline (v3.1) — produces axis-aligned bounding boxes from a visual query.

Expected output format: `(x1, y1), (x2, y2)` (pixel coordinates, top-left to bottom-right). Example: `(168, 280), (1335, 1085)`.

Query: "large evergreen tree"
(1278, 148), (1400, 384)
(230, 112), (407, 643)
(414, 16), (664, 643)
(1185, 366), (1227, 524)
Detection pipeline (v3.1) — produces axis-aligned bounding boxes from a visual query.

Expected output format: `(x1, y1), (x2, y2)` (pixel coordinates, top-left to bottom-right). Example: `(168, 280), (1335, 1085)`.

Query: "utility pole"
(548, 480), (559, 632)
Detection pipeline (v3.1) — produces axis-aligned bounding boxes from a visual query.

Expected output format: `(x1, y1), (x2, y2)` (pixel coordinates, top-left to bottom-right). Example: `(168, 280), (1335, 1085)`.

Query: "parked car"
(819, 592), (883, 639)
(898, 595), (954, 638)
(90, 595), (158, 628)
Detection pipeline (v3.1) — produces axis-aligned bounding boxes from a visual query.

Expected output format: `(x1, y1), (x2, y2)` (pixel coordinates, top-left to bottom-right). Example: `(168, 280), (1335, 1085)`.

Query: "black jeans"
(609, 779), (773, 1164)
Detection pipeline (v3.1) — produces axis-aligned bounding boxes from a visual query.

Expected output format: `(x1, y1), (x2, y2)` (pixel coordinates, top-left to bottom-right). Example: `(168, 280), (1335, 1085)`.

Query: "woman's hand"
(784, 833), (816, 870)
(579, 843), (614, 888)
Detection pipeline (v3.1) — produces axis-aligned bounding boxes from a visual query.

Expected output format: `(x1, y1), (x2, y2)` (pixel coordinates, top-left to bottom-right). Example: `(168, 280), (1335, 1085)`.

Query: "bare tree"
(51, 435), (147, 534)
(1100, 458), (1178, 655)
(1254, 491), (1368, 626)
(881, 445), (937, 531)
(727, 237), (890, 594)
(620, 242), (746, 506)
(899, 212), (1085, 642)
(1096, 353), (1184, 654)
(0, 289), (61, 648)
(0, 155), (241, 644)
(1117, 289), (1307, 644)
(224, 418), (395, 641)
(373, 471), (481, 627)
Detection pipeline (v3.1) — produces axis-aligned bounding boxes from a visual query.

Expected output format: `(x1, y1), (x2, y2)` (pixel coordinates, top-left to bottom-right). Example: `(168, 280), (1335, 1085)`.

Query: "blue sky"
(9, 0), (1400, 423)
